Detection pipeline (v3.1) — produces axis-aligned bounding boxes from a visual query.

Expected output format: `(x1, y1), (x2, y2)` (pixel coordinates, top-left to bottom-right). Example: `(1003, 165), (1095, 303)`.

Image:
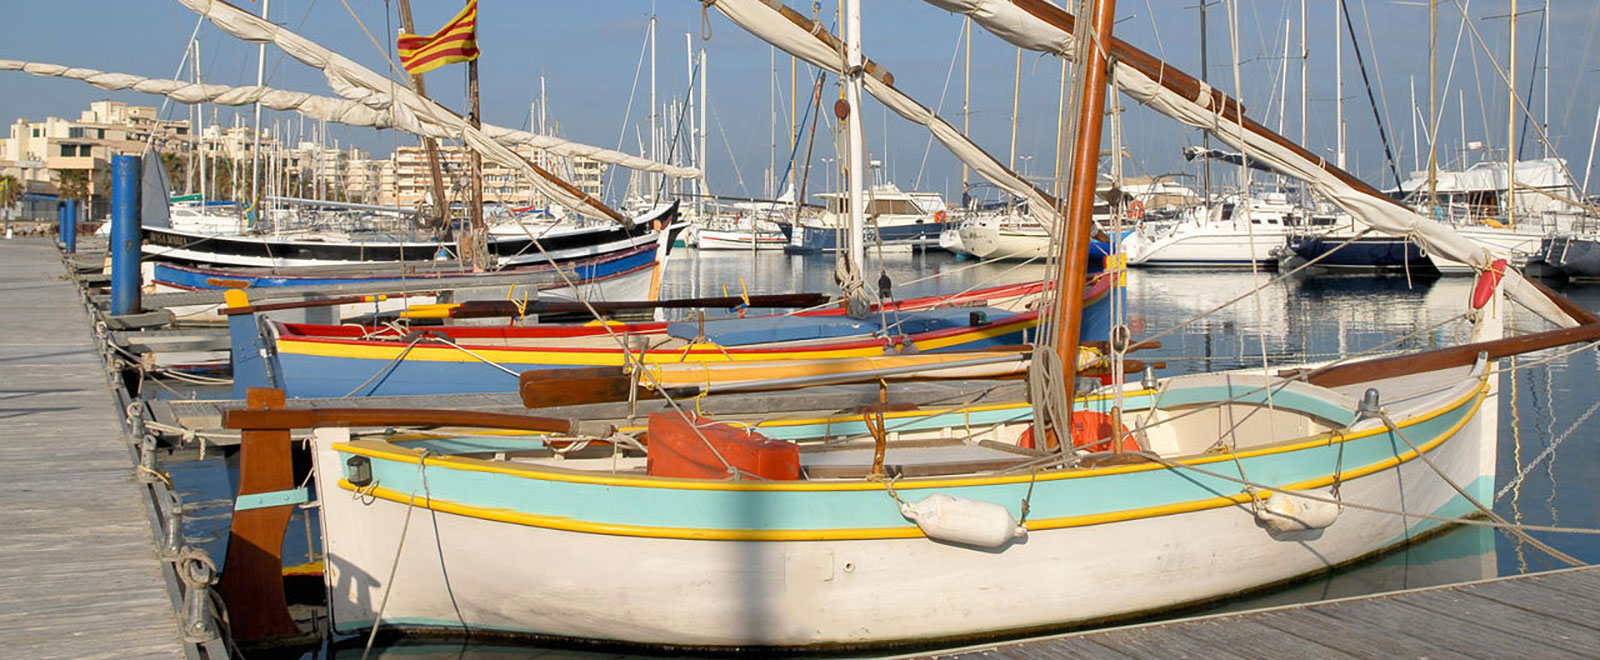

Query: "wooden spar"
(396, 0), (452, 233)
(438, 292), (833, 318)
(509, 150), (628, 225)
(218, 294), (389, 316)
(224, 403), (586, 434)
(1007, 0), (1408, 211)
(1301, 321), (1600, 389)
(467, 25), (487, 270)
(1051, 0), (1118, 410)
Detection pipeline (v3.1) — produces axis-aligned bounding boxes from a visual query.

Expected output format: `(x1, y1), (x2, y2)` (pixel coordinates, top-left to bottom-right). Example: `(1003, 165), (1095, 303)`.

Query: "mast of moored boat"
(251, 0), (269, 229)
(842, 0), (869, 315)
(1050, 0), (1118, 431)
(396, 0), (452, 235)
(466, 1), (487, 270)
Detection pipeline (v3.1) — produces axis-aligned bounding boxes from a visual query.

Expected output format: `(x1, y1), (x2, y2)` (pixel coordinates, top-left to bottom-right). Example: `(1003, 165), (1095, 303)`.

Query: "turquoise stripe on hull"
(341, 386), (1480, 534)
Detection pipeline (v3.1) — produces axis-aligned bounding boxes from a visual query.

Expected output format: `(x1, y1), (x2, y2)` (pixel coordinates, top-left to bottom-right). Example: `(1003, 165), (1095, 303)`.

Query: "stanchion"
(110, 155), (141, 316)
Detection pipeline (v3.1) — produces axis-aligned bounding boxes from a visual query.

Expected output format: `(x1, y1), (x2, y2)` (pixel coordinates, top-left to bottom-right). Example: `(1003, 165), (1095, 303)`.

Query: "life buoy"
(1471, 258), (1508, 309)
(1127, 200), (1145, 220)
(935, 210), (949, 223)
(1016, 411), (1138, 452)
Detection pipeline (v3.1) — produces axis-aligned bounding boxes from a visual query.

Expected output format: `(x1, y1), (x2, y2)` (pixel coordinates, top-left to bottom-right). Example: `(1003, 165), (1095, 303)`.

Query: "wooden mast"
(396, 0), (452, 235)
(467, 37), (487, 269)
(1052, 0), (1117, 417)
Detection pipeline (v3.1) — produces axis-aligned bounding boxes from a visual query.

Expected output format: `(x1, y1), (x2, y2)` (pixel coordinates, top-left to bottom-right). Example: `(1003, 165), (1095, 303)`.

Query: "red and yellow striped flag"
(397, 0), (480, 76)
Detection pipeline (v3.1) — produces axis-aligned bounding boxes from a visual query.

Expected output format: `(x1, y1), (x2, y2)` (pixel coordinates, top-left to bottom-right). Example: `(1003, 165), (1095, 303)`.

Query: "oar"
(219, 294), (391, 316)
(396, 292), (835, 321)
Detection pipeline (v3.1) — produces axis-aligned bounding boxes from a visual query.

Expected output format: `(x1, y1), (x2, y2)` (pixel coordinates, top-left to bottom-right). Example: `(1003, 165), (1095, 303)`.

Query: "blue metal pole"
(111, 155), (141, 316)
(62, 199), (78, 253)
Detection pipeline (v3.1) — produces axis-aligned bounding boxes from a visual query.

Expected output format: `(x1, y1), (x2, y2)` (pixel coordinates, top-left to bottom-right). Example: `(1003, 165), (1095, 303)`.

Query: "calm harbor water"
(164, 248), (1600, 657)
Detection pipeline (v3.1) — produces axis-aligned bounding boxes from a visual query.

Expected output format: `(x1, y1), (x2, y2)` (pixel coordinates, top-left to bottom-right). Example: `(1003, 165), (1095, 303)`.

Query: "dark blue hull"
(781, 221), (952, 253)
(1289, 236), (1438, 274)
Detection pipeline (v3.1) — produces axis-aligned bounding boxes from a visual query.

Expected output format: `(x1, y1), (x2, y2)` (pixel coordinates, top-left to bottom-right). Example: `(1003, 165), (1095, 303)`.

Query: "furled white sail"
(707, 0), (1063, 235)
(0, 59), (700, 182)
(169, 0), (661, 222)
(921, 0), (1578, 328)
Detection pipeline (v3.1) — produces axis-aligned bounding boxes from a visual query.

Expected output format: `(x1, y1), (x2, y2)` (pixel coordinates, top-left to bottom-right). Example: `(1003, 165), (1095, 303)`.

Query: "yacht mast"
(1199, 0), (1211, 202)
(1010, 46), (1022, 173)
(1428, 0), (1438, 207)
(1335, 0), (1345, 171)
(1507, 0), (1517, 228)
(962, 16), (972, 190)
(251, 0), (269, 222)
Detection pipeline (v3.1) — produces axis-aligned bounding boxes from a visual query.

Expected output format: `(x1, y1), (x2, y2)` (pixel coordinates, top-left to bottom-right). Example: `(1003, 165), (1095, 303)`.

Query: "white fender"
(900, 493), (1027, 548)
(1257, 490), (1341, 533)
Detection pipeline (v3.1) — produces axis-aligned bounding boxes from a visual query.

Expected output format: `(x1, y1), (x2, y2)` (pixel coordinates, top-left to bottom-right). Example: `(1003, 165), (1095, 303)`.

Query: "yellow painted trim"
(337, 377), (1486, 494)
(277, 317), (1040, 366)
(337, 385), (1484, 541)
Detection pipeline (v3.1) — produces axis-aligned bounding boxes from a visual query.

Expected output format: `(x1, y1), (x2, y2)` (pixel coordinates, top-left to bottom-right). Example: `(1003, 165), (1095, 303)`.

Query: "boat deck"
(0, 239), (187, 658)
(916, 564), (1600, 659)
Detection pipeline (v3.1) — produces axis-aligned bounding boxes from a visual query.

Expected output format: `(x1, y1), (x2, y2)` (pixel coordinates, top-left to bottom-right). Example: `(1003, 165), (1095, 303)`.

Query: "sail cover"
(919, 0), (1579, 328)
(706, 0), (1064, 235)
(0, 59), (700, 181)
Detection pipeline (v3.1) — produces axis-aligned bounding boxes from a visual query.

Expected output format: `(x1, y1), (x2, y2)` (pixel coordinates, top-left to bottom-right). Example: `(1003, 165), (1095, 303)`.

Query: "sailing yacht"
(1120, 189), (1297, 268)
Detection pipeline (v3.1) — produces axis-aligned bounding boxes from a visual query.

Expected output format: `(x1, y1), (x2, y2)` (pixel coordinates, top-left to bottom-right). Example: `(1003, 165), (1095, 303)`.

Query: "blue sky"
(4, 1), (1599, 202)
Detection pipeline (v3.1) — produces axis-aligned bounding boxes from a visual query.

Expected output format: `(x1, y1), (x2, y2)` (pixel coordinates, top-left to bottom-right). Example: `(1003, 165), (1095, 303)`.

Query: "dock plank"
(1398, 589), (1600, 656)
(917, 566), (1600, 660)
(0, 239), (185, 658)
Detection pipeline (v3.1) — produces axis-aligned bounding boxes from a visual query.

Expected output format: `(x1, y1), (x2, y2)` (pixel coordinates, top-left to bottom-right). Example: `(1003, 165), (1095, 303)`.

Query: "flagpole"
(396, 0), (451, 235)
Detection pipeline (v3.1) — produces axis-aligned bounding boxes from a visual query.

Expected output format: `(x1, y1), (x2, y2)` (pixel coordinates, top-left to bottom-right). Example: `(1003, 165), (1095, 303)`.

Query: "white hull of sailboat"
(956, 222), (1052, 260)
(1122, 224), (1288, 267)
(1429, 226), (1546, 275)
(696, 228), (789, 250)
(310, 355), (1499, 648)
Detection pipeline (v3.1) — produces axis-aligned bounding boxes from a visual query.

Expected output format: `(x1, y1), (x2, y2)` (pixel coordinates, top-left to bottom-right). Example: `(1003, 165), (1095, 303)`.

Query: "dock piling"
(111, 154), (141, 316)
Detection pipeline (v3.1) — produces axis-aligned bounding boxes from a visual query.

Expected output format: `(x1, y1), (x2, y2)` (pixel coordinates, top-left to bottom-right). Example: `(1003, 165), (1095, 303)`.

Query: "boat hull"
(1122, 225), (1286, 268)
(1539, 234), (1600, 279)
(310, 366), (1495, 648)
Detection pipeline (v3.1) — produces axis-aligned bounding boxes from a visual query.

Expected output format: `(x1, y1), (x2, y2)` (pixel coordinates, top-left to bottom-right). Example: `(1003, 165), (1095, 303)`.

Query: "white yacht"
(1121, 191), (1297, 268)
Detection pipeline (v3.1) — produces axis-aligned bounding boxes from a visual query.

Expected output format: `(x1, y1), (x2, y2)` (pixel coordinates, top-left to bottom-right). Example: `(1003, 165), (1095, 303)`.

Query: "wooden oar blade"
(519, 366), (635, 408)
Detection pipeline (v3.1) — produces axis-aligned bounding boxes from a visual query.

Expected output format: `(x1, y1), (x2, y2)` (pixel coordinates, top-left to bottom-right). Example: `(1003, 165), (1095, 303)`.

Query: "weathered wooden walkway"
(919, 564), (1600, 658)
(0, 238), (186, 658)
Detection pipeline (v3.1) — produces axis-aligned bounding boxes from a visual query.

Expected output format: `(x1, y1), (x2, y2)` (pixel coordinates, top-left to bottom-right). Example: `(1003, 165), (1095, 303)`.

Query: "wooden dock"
(0, 239), (187, 658)
(919, 564), (1600, 658)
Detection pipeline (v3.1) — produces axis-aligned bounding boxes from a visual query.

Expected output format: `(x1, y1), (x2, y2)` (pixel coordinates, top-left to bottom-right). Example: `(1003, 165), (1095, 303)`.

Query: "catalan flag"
(397, 0), (480, 76)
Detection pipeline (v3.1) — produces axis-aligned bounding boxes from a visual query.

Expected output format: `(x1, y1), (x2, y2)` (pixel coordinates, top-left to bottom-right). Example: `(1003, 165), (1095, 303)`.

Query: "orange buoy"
(1127, 199), (1146, 220)
(935, 210), (949, 223)
(1471, 258), (1507, 309)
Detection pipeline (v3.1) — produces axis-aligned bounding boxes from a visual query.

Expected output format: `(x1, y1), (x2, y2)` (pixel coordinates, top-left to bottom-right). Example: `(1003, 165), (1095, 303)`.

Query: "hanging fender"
(1256, 490), (1341, 533)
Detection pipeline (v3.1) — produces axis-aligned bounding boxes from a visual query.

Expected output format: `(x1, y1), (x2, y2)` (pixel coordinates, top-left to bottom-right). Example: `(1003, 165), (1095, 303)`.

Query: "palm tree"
(1, 174), (18, 228)
(57, 170), (88, 203)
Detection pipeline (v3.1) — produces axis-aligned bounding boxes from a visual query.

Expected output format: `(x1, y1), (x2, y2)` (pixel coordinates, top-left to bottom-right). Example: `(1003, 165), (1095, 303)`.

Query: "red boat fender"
(647, 413), (800, 481)
(1472, 258), (1508, 309)
(1017, 411), (1137, 453)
